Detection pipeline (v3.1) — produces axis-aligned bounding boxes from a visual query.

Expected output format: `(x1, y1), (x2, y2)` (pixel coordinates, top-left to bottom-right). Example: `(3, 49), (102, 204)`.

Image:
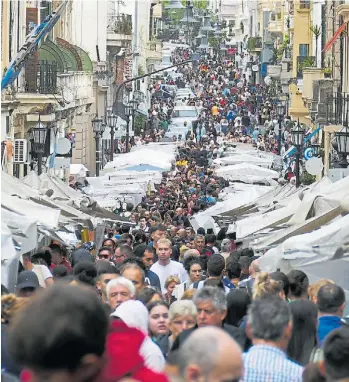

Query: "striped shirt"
(242, 345), (303, 382)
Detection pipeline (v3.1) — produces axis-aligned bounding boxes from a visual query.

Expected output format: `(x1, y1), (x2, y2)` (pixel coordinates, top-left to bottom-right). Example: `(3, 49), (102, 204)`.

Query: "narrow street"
(1, 1), (349, 381)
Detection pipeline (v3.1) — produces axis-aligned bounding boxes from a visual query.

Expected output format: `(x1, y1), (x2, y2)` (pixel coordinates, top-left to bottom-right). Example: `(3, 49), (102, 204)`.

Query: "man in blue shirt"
(317, 283), (345, 346)
(242, 296), (303, 382)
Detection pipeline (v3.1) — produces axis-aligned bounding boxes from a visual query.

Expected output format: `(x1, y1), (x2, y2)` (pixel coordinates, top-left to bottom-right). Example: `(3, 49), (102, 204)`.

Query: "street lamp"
(107, 113), (118, 162)
(124, 104), (133, 153)
(92, 116), (105, 177)
(334, 125), (349, 168)
(129, 99), (138, 144)
(291, 120), (305, 188)
(276, 102), (285, 155)
(30, 114), (47, 175)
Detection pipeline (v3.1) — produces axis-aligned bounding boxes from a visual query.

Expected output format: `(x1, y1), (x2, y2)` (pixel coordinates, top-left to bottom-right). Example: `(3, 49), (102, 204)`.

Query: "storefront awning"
(323, 21), (348, 52)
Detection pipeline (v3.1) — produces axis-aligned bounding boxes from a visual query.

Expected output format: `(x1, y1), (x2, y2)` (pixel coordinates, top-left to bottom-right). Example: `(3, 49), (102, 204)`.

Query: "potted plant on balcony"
(310, 25), (321, 65)
(268, 48), (282, 78)
(323, 67), (332, 78)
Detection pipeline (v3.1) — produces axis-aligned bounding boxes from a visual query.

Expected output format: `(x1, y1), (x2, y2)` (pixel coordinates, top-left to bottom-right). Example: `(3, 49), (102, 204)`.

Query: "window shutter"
(13, 139), (28, 163)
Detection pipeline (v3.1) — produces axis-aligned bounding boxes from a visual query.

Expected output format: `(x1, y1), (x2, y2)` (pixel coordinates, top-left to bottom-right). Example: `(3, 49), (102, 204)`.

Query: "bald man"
(175, 327), (242, 382)
(238, 258), (260, 291)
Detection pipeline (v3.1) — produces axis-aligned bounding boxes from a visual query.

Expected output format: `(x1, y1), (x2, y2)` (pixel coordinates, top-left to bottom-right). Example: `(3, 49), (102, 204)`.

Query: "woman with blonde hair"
(163, 275), (180, 305)
(308, 279), (334, 304)
(253, 272), (284, 300)
(157, 300), (197, 357)
(1, 294), (30, 376)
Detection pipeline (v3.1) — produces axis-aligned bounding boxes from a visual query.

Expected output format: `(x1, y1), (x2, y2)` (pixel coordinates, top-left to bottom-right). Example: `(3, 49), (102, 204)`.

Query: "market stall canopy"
(2, 171), (40, 198)
(259, 213), (349, 276)
(123, 164), (167, 172)
(214, 153), (274, 168)
(103, 146), (176, 172)
(79, 197), (135, 225)
(70, 164), (89, 176)
(252, 200), (347, 251)
(1, 192), (61, 228)
(22, 171), (84, 201)
(215, 163), (278, 179)
(1, 207), (38, 255)
(190, 183), (273, 230)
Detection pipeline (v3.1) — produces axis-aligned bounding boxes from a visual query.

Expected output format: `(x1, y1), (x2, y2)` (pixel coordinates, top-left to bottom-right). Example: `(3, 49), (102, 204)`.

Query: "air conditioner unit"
(13, 139), (28, 163)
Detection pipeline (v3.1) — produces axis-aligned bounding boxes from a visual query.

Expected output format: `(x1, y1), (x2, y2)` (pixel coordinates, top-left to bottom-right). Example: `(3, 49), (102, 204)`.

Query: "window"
(6, 116), (10, 135)
(299, 44), (309, 56)
(300, 0), (310, 9)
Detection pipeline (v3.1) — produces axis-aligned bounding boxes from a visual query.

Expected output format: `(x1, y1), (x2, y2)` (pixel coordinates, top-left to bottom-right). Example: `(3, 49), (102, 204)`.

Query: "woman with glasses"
(156, 300), (197, 358)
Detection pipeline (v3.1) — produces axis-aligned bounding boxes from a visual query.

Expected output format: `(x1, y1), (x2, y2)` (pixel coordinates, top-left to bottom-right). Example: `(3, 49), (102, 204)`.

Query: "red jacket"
(97, 320), (169, 382)
(21, 321), (169, 382)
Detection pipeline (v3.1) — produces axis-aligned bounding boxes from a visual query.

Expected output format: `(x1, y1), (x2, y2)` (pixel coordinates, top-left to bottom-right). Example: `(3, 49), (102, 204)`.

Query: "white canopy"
(259, 213), (349, 274)
(1, 208), (38, 255)
(1, 192), (61, 228)
(214, 153), (274, 168)
(215, 163), (278, 178)
(103, 145), (176, 172)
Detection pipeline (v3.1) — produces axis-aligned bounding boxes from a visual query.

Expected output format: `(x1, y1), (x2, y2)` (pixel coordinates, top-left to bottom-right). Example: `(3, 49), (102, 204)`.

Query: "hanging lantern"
(165, 0), (185, 9)
(198, 36), (209, 49)
(335, 125), (349, 155)
(180, 6), (199, 23)
(214, 23), (223, 36)
(291, 120), (305, 147)
(201, 16), (214, 32)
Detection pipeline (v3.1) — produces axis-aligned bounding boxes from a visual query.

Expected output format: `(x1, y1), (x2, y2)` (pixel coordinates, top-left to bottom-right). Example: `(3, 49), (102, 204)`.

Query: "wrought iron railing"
(25, 60), (58, 94)
(296, 56), (315, 78)
(326, 92), (349, 126)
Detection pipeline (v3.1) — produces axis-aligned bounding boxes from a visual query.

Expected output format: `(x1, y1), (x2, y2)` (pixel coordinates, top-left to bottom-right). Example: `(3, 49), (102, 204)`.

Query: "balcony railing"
(326, 92), (349, 126)
(247, 36), (262, 51)
(297, 56), (316, 78)
(24, 60), (58, 94)
(107, 14), (132, 35)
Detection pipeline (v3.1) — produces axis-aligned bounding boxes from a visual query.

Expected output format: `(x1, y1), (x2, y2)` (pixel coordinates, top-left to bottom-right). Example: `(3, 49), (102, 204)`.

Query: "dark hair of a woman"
(225, 289), (251, 327)
(136, 288), (162, 306)
(147, 300), (169, 313)
(287, 270), (309, 299)
(287, 300), (318, 365)
(183, 256), (202, 274)
(73, 261), (97, 286)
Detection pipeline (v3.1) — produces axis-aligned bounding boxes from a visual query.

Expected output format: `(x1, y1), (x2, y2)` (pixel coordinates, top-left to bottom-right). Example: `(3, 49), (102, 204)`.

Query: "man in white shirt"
(150, 238), (188, 293)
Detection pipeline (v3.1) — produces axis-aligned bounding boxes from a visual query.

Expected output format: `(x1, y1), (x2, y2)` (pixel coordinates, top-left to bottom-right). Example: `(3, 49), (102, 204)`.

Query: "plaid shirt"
(242, 345), (303, 382)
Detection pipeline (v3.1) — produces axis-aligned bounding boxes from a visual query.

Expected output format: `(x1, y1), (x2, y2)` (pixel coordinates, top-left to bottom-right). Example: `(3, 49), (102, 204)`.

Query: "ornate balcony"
(326, 92), (349, 126)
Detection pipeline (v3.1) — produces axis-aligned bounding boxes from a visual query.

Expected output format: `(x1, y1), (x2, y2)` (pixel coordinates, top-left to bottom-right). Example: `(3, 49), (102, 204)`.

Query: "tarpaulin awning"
(123, 164), (166, 172)
(323, 21), (348, 52)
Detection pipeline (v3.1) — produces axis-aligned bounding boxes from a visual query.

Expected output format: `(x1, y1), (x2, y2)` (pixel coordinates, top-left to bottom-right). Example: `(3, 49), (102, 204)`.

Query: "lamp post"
(129, 99), (139, 145)
(124, 104), (133, 153)
(92, 116), (105, 177)
(334, 125), (349, 168)
(276, 102), (285, 155)
(107, 113), (118, 162)
(30, 114), (47, 175)
(291, 120), (305, 188)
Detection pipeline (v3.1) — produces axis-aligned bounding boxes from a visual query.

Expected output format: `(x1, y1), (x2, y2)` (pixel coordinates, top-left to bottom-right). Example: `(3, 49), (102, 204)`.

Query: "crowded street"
(1, 0), (349, 381)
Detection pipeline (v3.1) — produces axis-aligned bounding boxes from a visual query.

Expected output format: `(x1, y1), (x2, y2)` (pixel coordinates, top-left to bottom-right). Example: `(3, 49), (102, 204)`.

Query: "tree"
(310, 25), (321, 67)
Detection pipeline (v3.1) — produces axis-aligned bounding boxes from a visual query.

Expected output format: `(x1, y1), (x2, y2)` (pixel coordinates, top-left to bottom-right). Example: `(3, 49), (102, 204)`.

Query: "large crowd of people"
(1, 48), (347, 382)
